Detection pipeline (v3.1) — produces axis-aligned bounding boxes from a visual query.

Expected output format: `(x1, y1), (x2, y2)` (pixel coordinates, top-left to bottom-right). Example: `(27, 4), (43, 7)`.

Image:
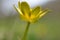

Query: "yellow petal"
(21, 2), (31, 16)
(13, 5), (23, 15)
(32, 9), (49, 23)
(31, 6), (40, 16)
(39, 9), (49, 18)
(18, 1), (21, 9)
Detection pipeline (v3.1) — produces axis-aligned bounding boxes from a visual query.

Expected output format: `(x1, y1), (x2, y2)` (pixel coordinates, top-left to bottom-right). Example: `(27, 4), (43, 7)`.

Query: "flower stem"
(22, 22), (30, 40)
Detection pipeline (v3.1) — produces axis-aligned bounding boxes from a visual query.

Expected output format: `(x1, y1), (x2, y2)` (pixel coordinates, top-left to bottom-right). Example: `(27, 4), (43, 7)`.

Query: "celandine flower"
(14, 1), (49, 23)
(13, 1), (50, 40)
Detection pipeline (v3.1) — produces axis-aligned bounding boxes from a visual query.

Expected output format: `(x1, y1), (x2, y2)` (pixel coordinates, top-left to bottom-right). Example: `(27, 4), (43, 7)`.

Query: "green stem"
(22, 22), (30, 40)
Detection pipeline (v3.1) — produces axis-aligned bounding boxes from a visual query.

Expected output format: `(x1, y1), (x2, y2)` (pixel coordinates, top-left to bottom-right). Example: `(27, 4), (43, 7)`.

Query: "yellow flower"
(14, 1), (49, 23)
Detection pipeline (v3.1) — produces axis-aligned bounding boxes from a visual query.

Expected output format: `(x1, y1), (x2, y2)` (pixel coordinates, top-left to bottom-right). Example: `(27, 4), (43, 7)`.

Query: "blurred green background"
(0, 0), (60, 40)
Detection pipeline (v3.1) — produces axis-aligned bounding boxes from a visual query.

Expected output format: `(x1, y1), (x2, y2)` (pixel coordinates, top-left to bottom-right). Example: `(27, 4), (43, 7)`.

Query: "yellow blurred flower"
(14, 1), (49, 23)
